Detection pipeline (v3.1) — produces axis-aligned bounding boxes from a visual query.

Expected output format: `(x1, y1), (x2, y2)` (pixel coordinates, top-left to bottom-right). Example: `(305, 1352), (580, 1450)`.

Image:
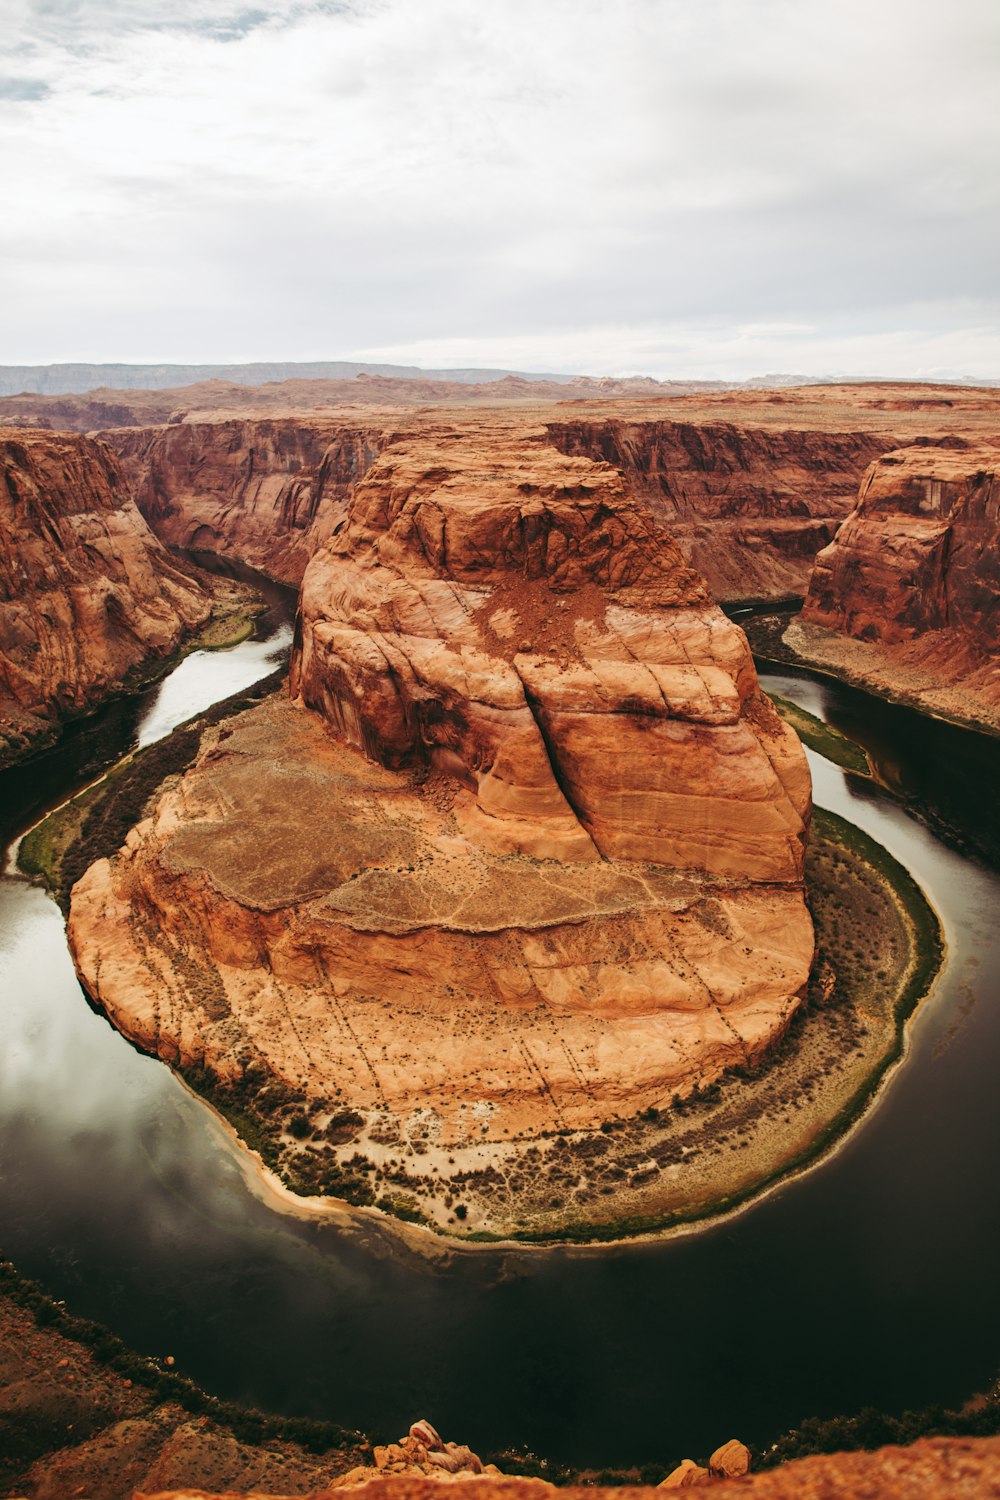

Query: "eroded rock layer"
(69, 430), (813, 1161)
(546, 419), (890, 600)
(110, 418), (390, 584)
(0, 429), (211, 766)
(796, 443), (1000, 729)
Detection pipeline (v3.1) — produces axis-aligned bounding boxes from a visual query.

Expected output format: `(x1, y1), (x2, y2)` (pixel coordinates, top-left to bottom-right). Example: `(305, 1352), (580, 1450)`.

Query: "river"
(1, 586), (998, 1467)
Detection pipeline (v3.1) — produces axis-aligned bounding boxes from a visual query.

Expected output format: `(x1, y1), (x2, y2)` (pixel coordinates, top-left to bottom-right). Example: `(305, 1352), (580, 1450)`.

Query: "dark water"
(1, 620), (999, 1464)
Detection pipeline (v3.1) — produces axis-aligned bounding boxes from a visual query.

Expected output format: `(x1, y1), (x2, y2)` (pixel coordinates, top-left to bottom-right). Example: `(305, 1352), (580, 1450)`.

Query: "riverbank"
(0, 558), (265, 774)
(745, 609), (1000, 740)
(18, 668), (286, 906)
(0, 1260), (369, 1498)
(5, 1255), (1000, 1500)
(767, 693), (872, 776)
(24, 675), (942, 1244)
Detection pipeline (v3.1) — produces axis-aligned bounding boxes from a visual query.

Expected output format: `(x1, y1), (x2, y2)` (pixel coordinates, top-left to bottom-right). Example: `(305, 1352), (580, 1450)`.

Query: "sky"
(1, 0), (998, 380)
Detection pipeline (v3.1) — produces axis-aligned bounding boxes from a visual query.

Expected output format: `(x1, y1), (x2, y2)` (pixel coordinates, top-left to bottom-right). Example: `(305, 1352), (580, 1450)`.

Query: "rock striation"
(546, 419), (890, 601)
(109, 418), (390, 584)
(795, 443), (1000, 730)
(69, 427), (813, 1203)
(0, 428), (212, 766)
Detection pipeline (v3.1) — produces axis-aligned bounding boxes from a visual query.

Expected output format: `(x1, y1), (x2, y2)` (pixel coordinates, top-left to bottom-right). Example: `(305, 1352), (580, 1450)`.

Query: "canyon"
(5, 378), (999, 613)
(0, 429), (218, 769)
(6, 1260), (1000, 1500)
(2, 376), (998, 1495)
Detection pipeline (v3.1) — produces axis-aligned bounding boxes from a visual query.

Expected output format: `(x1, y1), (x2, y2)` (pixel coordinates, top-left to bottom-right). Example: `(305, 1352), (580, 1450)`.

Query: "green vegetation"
(179, 1061), (381, 1210)
(770, 692), (872, 776)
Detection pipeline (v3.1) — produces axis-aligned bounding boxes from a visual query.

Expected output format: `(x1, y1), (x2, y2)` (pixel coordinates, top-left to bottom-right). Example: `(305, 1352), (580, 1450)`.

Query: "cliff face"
(545, 419), (890, 600)
(292, 430), (809, 881)
(794, 443), (1000, 728)
(108, 419), (389, 584)
(69, 427), (813, 1224)
(0, 429), (212, 766)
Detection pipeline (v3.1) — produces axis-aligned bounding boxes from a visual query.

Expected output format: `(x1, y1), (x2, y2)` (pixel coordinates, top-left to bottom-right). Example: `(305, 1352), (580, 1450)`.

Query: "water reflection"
(0, 647), (998, 1466)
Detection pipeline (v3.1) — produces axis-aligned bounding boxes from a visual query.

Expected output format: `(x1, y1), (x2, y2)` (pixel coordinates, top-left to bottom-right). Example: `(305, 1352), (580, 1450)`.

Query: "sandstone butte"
(0, 428), (213, 768)
(68, 427), (815, 1158)
(794, 442), (1000, 731)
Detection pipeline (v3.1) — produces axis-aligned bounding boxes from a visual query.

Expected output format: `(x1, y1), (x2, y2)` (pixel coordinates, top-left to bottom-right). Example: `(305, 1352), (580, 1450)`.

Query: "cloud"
(0, 76), (51, 100)
(1, 0), (997, 375)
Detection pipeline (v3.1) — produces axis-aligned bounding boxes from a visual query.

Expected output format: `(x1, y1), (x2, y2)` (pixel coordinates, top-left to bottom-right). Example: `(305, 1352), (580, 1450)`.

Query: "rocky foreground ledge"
(4, 1279), (998, 1499)
(67, 425), (815, 1235)
(135, 1442), (1000, 1498)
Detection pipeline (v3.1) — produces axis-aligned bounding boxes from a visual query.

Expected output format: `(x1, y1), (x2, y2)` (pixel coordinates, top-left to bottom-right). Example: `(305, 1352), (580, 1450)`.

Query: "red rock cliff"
(292, 428), (810, 881)
(108, 418), (389, 584)
(69, 426), (813, 1219)
(794, 443), (1000, 727)
(545, 419), (890, 600)
(0, 429), (212, 765)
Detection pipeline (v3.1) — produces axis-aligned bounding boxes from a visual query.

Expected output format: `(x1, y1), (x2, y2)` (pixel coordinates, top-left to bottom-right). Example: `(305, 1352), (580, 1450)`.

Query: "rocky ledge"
(794, 443), (1000, 731)
(68, 428), (813, 1233)
(0, 428), (214, 767)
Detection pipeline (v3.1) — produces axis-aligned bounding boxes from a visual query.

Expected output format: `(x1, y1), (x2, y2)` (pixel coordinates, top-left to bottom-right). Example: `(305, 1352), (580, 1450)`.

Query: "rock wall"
(0, 429), (211, 766)
(69, 428), (813, 1178)
(133, 1435), (1000, 1498)
(108, 418), (390, 584)
(794, 443), (1000, 728)
(545, 419), (890, 600)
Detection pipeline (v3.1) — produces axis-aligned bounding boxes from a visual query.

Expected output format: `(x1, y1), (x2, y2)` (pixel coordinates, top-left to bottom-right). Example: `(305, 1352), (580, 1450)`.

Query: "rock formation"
(0, 429), (213, 766)
(110, 418), (390, 585)
(794, 443), (1000, 730)
(68, 427), (813, 1226)
(131, 1436), (1000, 1497)
(545, 418), (890, 601)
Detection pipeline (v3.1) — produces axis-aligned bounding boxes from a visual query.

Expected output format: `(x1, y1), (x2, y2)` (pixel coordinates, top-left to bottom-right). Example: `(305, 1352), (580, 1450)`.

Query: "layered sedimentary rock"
(109, 418), (390, 584)
(546, 419), (890, 600)
(0, 429), (212, 766)
(70, 429), (812, 1168)
(795, 443), (1000, 729)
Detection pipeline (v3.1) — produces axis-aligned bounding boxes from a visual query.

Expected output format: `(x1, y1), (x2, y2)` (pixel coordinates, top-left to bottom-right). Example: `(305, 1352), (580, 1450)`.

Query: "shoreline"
(13, 649), (944, 1253)
(744, 609), (1000, 743)
(33, 758), (943, 1253)
(0, 557), (267, 778)
(193, 804), (944, 1255)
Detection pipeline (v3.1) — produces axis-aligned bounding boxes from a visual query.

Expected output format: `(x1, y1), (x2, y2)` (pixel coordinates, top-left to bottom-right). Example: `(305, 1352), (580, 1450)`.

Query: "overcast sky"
(1, 0), (998, 378)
